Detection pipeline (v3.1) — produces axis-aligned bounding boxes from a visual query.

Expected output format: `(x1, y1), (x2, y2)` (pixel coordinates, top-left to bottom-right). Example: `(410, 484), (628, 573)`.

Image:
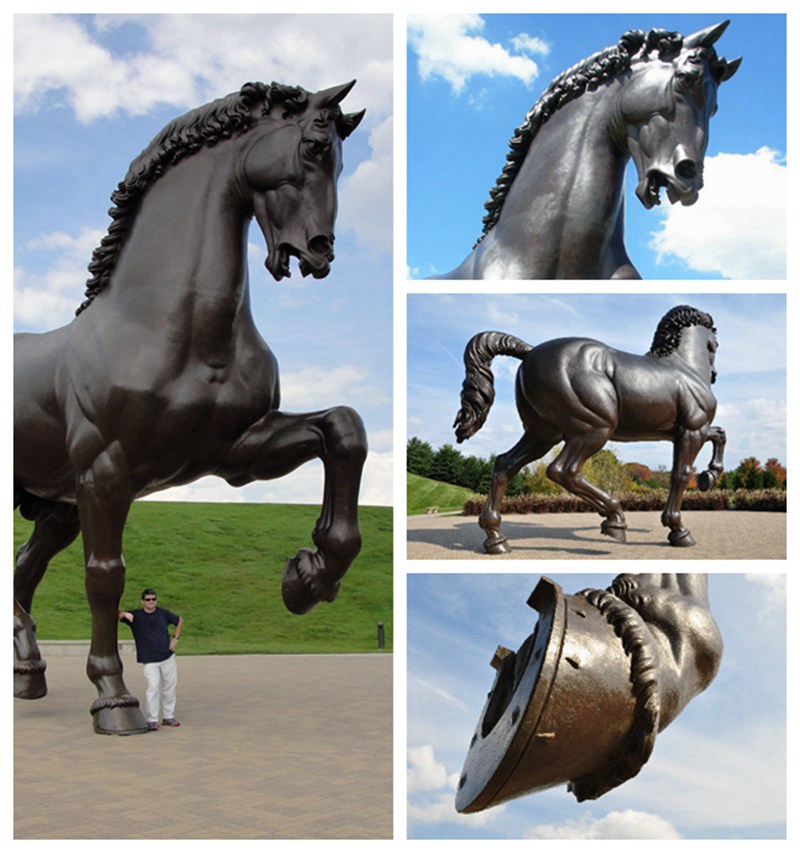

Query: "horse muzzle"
(266, 236), (335, 281)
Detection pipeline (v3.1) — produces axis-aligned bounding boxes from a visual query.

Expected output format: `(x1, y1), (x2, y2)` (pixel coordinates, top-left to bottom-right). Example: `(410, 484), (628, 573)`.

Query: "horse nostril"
(675, 160), (698, 181)
(309, 235), (334, 258)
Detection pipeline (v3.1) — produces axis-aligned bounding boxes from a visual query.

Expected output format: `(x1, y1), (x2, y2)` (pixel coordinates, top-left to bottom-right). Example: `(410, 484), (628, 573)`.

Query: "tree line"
(407, 437), (787, 495)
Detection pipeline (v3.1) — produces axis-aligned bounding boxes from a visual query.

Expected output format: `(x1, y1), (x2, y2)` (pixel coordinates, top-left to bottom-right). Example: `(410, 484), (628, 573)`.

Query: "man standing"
(119, 588), (183, 731)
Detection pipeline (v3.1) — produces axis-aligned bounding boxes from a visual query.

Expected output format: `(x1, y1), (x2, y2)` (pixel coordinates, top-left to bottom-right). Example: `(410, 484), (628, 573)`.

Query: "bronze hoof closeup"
(456, 574), (721, 812)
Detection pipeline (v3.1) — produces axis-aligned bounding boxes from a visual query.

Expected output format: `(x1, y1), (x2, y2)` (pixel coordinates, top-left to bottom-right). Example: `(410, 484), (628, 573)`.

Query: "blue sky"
(407, 13), (786, 279)
(408, 293), (786, 474)
(408, 572), (786, 839)
(13, 12), (393, 506)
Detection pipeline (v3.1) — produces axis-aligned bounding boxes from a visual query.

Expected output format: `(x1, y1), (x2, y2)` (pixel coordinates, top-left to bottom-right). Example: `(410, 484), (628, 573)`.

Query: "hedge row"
(462, 489), (786, 516)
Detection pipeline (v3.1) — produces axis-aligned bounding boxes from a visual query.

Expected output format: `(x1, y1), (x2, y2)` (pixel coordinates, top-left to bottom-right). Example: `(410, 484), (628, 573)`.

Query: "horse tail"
(454, 331), (533, 443)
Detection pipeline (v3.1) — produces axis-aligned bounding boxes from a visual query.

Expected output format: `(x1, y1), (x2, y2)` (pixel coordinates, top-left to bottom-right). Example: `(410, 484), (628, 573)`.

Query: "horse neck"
(477, 86), (629, 278)
(672, 327), (713, 381)
(106, 139), (251, 331)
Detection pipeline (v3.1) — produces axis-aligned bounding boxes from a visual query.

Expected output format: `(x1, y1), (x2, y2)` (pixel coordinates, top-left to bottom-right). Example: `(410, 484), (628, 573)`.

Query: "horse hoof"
(91, 697), (149, 735)
(697, 471), (715, 492)
(483, 537), (511, 555)
(668, 529), (696, 547)
(601, 522), (627, 543)
(282, 549), (340, 615)
(14, 670), (47, 700)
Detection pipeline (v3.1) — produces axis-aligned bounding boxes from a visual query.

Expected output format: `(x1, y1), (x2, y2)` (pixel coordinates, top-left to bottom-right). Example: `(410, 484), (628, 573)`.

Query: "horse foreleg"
(76, 464), (148, 734)
(697, 425), (726, 491)
(224, 406), (367, 614)
(479, 433), (554, 554)
(609, 573), (722, 725)
(662, 430), (705, 547)
(547, 434), (627, 542)
(14, 508), (81, 699)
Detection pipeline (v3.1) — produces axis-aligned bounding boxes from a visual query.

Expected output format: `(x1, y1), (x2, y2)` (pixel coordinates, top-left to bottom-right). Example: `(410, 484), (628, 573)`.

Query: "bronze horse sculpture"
(430, 21), (740, 279)
(14, 80), (367, 734)
(454, 305), (725, 552)
(457, 573), (722, 810)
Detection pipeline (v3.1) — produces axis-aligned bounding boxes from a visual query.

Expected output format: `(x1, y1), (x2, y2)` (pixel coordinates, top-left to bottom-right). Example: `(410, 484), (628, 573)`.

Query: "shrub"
(462, 488), (784, 515)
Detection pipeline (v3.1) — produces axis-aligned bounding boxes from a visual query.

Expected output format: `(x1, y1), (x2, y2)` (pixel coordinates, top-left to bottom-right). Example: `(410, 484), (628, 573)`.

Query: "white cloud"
(524, 810), (682, 840)
(280, 364), (388, 408)
(146, 446), (391, 507)
(744, 573), (786, 619)
(627, 723), (786, 830)
(510, 34), (550, 57)
(14, 15), (192, 122)
(14, 227), (104, 329)
(714, 397), (787, 464)
(409, 14), (542, 95)
(337, 115), (393, 258)
(649, 147), (786, 278)
(485, 301), (520, 327)
(15, 15), (391, 124)
(409, 792), (503, 827)
(408, 744), (449, 794)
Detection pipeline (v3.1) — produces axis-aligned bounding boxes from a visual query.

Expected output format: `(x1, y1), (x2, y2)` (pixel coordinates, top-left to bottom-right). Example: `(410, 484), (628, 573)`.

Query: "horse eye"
(303, 137), (331, 158)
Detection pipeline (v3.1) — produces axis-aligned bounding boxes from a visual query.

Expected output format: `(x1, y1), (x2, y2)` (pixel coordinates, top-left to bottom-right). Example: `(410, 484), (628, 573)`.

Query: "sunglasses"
(143, 596), (157, 601)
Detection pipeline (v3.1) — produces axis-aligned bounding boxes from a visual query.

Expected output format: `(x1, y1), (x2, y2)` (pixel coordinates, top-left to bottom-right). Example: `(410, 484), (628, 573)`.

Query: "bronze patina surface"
(457, 573), (722, 811)
(430, 22), (740, 279)
(454, 306), (724, 552)
(14, 81), (367, 734)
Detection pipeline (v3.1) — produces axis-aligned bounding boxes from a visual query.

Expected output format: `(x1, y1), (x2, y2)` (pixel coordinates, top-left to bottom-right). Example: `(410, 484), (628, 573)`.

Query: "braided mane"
(76, 82), (312, 315)
(477, 27), (722, 244)
(649, 305), (716, 357)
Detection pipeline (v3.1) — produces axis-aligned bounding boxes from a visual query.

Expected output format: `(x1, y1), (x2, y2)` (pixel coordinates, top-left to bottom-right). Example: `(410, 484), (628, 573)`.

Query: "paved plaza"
(407, 510), (786, 560)
(15, 651), (392, 839)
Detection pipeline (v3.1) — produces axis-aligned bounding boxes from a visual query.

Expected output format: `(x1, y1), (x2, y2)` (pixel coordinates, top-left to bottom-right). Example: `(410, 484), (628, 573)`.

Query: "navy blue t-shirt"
(122, 607), (180, 663)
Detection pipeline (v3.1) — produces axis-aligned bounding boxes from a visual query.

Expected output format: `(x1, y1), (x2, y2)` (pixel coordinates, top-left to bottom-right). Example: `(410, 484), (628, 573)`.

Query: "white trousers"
(142, 654), (178, 722)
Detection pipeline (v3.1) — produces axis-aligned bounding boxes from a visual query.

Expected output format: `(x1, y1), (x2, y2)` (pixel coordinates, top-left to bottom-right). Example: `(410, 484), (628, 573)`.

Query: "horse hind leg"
(14, 505), (81, 699)
(479, 433), (556, 554)
(224, 406), (368, 614)
(547, 435), (628, 542)
(662, 430), (706, 547)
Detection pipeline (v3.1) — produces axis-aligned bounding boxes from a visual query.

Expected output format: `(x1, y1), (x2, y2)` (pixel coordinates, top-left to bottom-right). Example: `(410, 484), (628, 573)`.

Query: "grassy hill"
(407, 473), (479, 515)
(14, 501), (392, 655)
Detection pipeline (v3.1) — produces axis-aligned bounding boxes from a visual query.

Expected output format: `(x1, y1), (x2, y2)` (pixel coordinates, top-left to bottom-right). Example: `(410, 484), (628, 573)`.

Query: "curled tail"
(453, 331), (533, 443)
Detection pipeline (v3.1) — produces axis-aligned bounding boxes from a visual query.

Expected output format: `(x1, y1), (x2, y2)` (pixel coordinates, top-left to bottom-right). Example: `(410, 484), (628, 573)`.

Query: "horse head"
(650, 305), (718, 384)
(243, 80), (365, 281)
(620, 21), (741, 210)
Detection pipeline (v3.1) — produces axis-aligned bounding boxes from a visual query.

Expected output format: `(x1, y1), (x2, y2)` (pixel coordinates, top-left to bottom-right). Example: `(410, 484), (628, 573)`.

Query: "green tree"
(407, 437), (435, 477)
(430, 444), (464, 486)
(583, 448), (634, 494)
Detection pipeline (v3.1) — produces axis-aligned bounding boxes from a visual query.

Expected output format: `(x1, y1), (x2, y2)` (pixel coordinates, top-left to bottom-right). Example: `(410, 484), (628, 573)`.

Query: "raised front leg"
(479, 434), (554, 554)
(14, 508), (81, 699)
(224, 406), (367, 614)
(608, 573), (722, 726)
(697, 425), (726, 491)
(662, 430), (706, 547)
(77, 461), (148, 735)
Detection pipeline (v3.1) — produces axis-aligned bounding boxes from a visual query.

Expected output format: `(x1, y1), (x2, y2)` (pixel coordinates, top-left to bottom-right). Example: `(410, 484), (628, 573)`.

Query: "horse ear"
(716, 56), (742, 83)
(684, 19), (730, 49)
(338, 109), (366, 139)
(315, 79), (357, 108)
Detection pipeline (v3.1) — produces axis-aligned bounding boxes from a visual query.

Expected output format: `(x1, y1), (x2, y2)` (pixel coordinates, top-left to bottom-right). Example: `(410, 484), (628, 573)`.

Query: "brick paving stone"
(407, 510), (785, 561)
(15, 653), (392, 839)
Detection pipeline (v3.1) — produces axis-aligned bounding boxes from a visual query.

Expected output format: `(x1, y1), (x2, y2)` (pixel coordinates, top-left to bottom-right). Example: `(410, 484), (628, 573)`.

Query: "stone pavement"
(407, 511), (785, 560)
(15, 652), (392, 839)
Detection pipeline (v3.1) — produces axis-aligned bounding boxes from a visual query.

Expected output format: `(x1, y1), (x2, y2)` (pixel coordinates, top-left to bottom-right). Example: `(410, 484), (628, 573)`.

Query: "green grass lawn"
(407, 472), (479, 515)
(14, 501), (392, 655)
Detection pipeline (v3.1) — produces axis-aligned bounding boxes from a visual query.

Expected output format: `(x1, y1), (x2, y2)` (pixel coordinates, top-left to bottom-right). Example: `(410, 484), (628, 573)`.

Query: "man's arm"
(169, 616), (184, 652)
(118, 610), (134, 623)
